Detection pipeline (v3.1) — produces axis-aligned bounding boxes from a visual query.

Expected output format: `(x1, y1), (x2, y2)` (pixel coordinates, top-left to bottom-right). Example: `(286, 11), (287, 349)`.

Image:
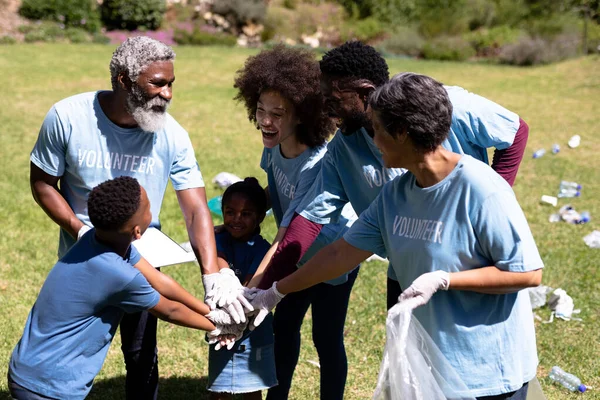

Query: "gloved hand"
(203, 268), (254, 323)
(399, 271), (450, 309)
(248, 282), (285, 330)
(206, 308), (235, 325)
(77, 225), (91, 240)
(208, 320), (248, 350)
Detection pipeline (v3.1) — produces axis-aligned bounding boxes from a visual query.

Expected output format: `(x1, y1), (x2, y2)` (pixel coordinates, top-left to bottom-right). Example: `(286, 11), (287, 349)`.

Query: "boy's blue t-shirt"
(260, 144), (358, 285)
(30, 91), (205, 257)
(9, 230), (160, 400)
(344, 156), (543, 397)
(215, 231), (271, 283)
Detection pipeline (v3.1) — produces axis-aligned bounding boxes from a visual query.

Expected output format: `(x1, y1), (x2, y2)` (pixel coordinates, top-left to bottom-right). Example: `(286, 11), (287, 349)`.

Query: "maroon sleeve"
(491, 118), (529, 187)
(258, 213), (323, 290)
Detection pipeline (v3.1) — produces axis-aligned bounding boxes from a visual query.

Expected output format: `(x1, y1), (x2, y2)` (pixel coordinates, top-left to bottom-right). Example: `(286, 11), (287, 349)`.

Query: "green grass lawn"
(0, 44), (598, 399)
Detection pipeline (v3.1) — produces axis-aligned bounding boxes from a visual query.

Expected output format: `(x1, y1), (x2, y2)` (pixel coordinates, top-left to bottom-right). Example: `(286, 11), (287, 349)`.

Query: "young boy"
(8, 176), (216, 400)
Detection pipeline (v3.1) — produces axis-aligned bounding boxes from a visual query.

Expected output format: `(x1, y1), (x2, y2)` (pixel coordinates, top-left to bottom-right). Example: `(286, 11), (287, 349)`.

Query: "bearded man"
(29, 37), (246, 400)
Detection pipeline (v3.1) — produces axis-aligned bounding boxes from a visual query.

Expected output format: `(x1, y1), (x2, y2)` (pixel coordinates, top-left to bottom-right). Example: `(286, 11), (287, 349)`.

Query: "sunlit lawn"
(0, 44), (598, 399)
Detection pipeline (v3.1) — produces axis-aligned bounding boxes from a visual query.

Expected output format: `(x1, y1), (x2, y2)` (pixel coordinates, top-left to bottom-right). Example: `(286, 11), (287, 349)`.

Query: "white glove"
(77, 225), (91, 240)
(208, 320), (248, 350)
(248, 282), (285, 330)
(206, 309), (235, 325)
(202, 268), (254, 323)
(399, 271), (450, 309)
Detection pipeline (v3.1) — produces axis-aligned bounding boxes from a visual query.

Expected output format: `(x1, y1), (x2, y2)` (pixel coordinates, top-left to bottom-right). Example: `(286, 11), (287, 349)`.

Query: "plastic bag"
(212, 172), (242, 189)
(373, 299), (475, 400)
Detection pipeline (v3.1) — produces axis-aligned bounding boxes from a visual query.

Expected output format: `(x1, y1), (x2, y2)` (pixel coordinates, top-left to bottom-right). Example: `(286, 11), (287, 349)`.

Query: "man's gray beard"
(126, 85), (170, 133)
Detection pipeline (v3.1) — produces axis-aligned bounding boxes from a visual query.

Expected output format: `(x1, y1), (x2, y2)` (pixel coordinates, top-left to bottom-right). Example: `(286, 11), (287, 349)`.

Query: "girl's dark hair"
(88, 176), (141, 231)
(222, 177), (268, 233)
(233, 44), (335, 148)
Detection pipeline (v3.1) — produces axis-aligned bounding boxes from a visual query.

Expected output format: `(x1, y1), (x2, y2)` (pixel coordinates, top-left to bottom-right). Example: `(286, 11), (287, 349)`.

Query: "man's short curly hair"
(110, 36), (175, 91)
(88, 176), (141, 231)
(320, 41), (389, 86)
(233, 44), (335, 148)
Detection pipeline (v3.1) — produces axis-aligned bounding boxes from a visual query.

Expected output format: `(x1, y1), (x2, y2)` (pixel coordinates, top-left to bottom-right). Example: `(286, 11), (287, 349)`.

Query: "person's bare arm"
(133, 257), (210, 315)
(176, 187), (219, 275)
(247, 227), (287, 288)
(30, 162), (85, 239)
(276, 238), (371, 295)
(148, 295), (215, 331)
(449, 266), (542, 294)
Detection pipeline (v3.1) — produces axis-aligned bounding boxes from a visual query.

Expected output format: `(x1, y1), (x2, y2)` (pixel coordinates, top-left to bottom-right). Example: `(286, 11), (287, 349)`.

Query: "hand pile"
(203, 271), (286, 350)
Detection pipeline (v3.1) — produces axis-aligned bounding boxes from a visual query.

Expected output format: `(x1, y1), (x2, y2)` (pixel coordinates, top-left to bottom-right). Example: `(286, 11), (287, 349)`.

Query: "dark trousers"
(266, 267), (359, 400)
(477, 382), (529, 400)
(8, 373), (56, 400)
(120, 309), (159, 400)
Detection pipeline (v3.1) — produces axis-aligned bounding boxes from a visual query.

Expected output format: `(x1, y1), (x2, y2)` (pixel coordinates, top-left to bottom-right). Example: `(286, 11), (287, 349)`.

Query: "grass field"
(0, 44), (598, 399)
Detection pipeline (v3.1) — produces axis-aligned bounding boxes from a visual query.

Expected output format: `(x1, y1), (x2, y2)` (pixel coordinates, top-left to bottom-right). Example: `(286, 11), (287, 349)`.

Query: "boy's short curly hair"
(233, 44), (335, 148)
(320, 41), (389, 86)
(88, 176), (141, 231)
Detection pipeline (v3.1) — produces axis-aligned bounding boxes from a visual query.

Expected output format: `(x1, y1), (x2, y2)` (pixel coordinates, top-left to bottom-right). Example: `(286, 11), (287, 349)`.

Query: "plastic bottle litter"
(578, 211), (591, 224)
(532, 149), (546, 159)
(552, 144), (560, 154)
(551, 205), (590, 224)
(568, 135), (581, 148)
(549, 366), (587, 392)
(583, 230), (600, 248)
(560, 181), (582, 191)
(540, 195), (557, 207)
(557, 188), (580, 198)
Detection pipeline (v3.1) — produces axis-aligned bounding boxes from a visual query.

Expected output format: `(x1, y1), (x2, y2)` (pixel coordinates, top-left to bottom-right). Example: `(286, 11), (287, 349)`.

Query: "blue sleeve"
(260, 148), (269, 173)
(113, 273), (160, 313)
(280, 158), (323, 227)
(472, 191), (544, 272)
(449, 87), (519, 151)
(297, 150), (350, 225)
(30, 107), (68, 177)
(127, 244), (142, 265)
(343, 194), (385, 258)
(170, 127), (204, 190)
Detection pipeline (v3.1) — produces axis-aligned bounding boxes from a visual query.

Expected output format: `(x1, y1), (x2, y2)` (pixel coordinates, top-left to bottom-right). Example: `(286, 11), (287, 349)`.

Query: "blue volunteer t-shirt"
(30, 91), (205, 257)
(344, 156), (542, 397)
(260, 144), (357, 285)
(9, 230), (160, 400)
(215, 231), (271, 283)
(443, 85), (520, 164)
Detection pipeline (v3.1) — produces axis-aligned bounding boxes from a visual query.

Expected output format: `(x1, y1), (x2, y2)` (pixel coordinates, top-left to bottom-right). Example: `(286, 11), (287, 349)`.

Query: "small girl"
(208, 177), (276, 400)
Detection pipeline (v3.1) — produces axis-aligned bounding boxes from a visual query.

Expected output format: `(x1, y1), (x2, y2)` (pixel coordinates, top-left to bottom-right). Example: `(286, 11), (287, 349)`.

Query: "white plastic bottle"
(548, 366), (587, 392)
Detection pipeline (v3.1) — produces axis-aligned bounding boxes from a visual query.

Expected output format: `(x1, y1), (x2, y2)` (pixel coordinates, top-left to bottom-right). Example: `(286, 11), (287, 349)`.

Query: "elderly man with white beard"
(28, 36), (250, 400)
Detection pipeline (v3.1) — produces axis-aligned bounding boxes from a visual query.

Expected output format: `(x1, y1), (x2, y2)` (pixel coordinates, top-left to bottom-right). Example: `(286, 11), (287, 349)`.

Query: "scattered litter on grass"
(366, 254), (388, 262)
(568, 135), (581, 148)
(583, 230), (600, 248)
(552, 144), (560, 154)
(540, 195), (557, 207)
(558, 180), (582, 198)
(305, 359), (320, 368)
(212, 172), (242, 189)
(532, 149), (546, 159)
(549, 205), (590, 224)
(543, 288), (582, 323)
(528, 285), (553, 309)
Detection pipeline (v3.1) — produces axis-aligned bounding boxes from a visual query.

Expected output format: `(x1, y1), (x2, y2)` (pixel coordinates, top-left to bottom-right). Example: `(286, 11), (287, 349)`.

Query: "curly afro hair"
(233, 44), (335, 148)
(320, 41), (389, 87)
(88, 176), (141, 231)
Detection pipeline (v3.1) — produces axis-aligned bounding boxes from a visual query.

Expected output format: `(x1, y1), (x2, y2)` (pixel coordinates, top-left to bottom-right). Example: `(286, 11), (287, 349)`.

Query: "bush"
(173, 28), (237, 46)
(422, 36), (476, 61)
(0, 35), (17, 45)
(212, 0), (267, 31)
(340, 17), (386, 43)
(499, 33), (580, 65)
(92, 32), (111, 44)
(377, 26), (424, 57)
(65, 27), (90, 43)
(19, 0), (101, 32)
(100, 0), (166, 31)
(23, 21), (66, 43)
(465, 25), (524, 56)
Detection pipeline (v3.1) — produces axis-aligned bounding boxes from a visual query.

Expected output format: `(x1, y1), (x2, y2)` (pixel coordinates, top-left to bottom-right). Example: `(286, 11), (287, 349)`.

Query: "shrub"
(499, 33), (580, 65)
(19, 0), (101, 32)
(100, 0), (166, 31)
(340, 17), (386, 43)
(212, 0), (267, 32)
(23, 21), (67, 43)
(377, 26), (424, 57)
(173, 29), (237, 46)
(92, 32), (111, 44)
(422, 36), (476, 61)
(465, 25), (525, 56)
(0, 35), (17, 45)
(65, 27), (90, 43)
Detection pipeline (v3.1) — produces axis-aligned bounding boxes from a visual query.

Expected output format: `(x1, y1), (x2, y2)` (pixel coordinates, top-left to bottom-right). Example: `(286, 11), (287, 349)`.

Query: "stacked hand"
(245, 282), (285, 330)
(208, 320), (248, 350)
(203, 268), (254, 323)
(398, 271), (450, 309)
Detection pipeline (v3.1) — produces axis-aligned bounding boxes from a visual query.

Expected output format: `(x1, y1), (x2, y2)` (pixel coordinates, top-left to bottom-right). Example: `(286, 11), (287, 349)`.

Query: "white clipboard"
(132, 228), (197, 268)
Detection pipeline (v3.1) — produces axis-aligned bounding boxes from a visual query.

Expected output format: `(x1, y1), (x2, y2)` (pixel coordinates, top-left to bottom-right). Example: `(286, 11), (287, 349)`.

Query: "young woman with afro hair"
(233, 45), (360, 400)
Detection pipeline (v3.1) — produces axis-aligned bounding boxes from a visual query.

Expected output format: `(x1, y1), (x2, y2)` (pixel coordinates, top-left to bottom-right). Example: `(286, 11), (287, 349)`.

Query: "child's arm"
(133, 257), (210, 316)
(246, 226), (287, 288)
(149, 295), (216, 331)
